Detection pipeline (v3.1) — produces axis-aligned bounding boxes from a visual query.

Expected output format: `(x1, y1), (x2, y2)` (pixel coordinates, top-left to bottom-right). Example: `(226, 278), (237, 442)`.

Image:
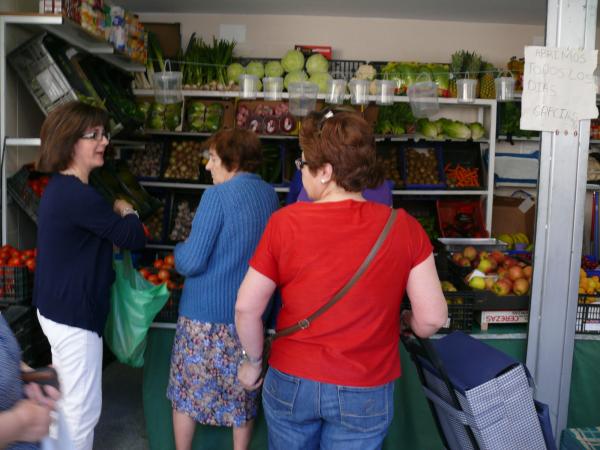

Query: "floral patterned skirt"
(166, 316), (259, 427)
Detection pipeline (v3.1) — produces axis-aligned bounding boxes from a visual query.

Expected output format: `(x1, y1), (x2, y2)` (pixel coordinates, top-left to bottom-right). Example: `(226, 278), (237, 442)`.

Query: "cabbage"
(309, 72), (332, 93)
(442, 120), (472, 139)
(265, 61), (284, 77)
(306, 53), (329, 75)
(284, 70), (308, 90)
(417, 118), (439, 139)
(469, 122), (485, 140)
(246, 61), (265, 79)
(226, 63), (245, 84)
(281, 49), (305, 73)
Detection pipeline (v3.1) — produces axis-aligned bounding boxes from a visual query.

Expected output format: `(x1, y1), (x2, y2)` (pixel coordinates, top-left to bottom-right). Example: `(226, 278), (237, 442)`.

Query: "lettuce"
(281, 49), (305, 73)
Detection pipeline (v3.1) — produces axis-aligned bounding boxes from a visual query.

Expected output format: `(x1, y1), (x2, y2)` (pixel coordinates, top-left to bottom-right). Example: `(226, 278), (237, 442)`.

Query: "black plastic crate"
(143, 190), (171, 244)
(0, 266), (33, 305)
(442, 142), (485, 189)
(7, 165), (44, 224)
(119, 142), (166, 181)
(403, 143), (446, 189)
(162, 139), (209, 183)
(329, 59), (366, 81)
(155, 288), (181, 323)
(577, 295), (600, 334)
(167, 193), (202, 243)
(442, 291), (475, 333)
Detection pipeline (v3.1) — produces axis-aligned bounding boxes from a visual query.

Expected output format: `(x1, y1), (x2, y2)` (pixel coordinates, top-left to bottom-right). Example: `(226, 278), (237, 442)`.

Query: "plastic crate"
(442, 291), (475, 333)
(142, 191), (171, 244)
(436, 199), (488, 238)
(328, 59), (366, 81)
(162, 139), (209, 183)
(155, 288), (181, 323)
(576, 295), (600, 334)
(8, 34), (78, 115)
(119, 143), (166, 181)
(403, 143), (446, 189)
(442, 142), (484, 189)
(0, 266), (34, 305)
(7, 165), (42, 223)
(167, 194), (201, 243)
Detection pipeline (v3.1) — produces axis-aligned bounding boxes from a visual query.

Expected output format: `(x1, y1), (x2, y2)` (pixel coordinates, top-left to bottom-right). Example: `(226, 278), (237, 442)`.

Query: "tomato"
(23, 249), (35, 258)
(10, 249), (20, 259)
(157, 269), (171, 282)
(166, 281), (176, 290)
(147, 274), (159, 284)
(164, 254), (175, 266)
(153, 259), (163, 269)
(139, 268), (150, 278)
(25, 259), (36, 272)
(7, 257), (22, 267)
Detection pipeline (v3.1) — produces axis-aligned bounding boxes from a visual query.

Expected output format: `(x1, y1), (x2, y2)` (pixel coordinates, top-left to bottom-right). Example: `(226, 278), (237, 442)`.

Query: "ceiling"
(119, 0), (549, 26)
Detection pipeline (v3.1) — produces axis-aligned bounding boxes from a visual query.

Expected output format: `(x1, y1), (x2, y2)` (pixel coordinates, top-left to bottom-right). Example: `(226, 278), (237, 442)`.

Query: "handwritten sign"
(520, 46), (598, 131)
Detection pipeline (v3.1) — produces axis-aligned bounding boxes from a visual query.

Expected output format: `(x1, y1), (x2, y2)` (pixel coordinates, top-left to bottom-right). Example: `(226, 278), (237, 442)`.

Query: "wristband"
(241, 349), (262, 366)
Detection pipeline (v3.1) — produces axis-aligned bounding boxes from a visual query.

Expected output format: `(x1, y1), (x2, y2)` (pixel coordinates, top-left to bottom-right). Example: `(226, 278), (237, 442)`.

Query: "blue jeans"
(262, 367), (395, 450)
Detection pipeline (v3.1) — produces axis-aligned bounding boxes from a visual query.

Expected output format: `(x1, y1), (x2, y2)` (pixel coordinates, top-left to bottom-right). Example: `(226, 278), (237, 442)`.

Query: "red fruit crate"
(437, 199), (488, 238)
(0, 266), (34, 305)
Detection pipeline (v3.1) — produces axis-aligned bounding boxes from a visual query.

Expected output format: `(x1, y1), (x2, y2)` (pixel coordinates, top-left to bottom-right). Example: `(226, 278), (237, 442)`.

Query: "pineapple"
(466, 52), (482, 97)
(449, 51), (465, 98)
(479, 62), (496, 99)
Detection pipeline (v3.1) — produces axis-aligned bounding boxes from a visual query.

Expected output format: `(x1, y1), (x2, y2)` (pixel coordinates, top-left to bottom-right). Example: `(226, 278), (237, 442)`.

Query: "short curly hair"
(299, 107), (384, 192)
(203, 128), (262, 173)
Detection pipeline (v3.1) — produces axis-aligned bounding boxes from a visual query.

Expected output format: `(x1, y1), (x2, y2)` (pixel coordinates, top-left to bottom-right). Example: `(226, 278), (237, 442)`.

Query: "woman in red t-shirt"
(235, 107), (448, 450)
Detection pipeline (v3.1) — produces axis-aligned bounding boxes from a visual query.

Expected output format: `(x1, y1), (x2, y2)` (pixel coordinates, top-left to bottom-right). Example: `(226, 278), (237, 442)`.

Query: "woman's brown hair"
(203, 128), (262, 173)
(299, 107), (384, 192)
(37, 101), (109, 173)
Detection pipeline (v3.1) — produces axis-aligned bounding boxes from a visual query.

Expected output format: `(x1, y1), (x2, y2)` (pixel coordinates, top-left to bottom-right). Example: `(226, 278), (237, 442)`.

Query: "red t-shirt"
(250, 200), (432, 386)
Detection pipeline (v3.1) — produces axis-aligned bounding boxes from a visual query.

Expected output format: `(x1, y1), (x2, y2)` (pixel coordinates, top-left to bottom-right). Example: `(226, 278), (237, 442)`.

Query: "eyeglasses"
(81, 130), (110, 141)
(294, 158), (309, 171)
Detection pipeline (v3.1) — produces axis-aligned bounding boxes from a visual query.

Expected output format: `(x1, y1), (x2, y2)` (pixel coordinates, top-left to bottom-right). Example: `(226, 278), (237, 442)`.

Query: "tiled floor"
(93, 362), (148, 450)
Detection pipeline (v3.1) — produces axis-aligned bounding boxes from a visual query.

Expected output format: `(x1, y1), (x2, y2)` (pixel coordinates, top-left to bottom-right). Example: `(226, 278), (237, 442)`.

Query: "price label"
(480, 310), (529, 331)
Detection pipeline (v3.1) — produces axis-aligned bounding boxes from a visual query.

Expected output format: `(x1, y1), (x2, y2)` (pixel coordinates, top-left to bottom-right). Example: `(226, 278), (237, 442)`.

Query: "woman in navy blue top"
(32, 101), (146, 450)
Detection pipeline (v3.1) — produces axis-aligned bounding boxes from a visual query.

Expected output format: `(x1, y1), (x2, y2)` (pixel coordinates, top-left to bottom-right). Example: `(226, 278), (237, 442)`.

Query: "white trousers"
(37, 311), (103, 450)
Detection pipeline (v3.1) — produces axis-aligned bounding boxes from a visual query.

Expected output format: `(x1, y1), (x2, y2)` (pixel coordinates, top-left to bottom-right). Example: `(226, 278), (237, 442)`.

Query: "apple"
(477, 258), (497, 274)
(490, 250), (506, 264)
(493, 278), (513, 296)
(459, 257), (472, 267)
(497, 267), (508, 279)
(508, 266), (524, 281)
(469, 276), (486, 290)
(513, 278), (530, 295)
(502, 257), (518, 269)
(463, 246), (477, 261)
(479, 251), (490, 260)
(523, 266), (533, 279)
(451, 252), (463, 264)
(484, 277), (495, 290)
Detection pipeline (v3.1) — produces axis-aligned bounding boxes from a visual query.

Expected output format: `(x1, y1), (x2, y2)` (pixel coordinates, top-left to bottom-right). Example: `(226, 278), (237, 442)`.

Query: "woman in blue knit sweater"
(167, 129), (279, 450)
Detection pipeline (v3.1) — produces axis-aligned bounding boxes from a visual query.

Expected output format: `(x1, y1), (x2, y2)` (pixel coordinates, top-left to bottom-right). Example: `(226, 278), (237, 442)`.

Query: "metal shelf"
(391, 189), (488, 196)
(143, 129), (299, 140)
(5, 138), (41, 146)
(1, 13), (145, 72)
(139, 181), (290, 193)
(376, 134), (491, 144)
(146, 243), (175, 250)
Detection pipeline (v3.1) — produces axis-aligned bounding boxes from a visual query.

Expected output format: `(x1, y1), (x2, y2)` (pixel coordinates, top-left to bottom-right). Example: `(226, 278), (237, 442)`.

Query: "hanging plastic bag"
(104, 250), (170, 367)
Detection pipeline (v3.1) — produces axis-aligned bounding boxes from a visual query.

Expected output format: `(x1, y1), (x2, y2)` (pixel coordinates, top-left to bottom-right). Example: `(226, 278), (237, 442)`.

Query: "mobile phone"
(21, 367), (60, 391)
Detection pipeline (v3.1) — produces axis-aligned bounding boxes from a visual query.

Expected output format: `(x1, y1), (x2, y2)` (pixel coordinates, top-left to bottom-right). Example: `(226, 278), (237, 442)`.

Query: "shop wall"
(138, 12), (545, 67)
(0, 0), (37, 12)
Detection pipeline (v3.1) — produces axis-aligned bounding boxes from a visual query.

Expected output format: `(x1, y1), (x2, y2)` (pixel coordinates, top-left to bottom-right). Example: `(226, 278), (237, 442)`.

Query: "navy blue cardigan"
(33, 174), (146, 336)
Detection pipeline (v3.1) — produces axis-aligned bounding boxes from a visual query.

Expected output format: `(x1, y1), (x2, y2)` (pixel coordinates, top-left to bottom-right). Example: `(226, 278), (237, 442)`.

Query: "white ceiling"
(119, 0), (548, 26)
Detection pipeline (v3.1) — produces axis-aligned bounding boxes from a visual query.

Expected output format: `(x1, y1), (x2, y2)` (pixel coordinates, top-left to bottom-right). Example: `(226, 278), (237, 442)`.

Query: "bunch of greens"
(182, 34), (236, 88)
(498, 102), (538, 138)
(375, 103), (415, 135)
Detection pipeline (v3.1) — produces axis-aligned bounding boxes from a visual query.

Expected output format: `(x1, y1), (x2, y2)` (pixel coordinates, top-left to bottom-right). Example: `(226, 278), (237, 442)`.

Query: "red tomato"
(157, 269), (171, 282)
(23, 249), (35, 258)
(25, 259), (36, 272)
(139, 268), (150, 278)
(10, 249), (20, 259)
(7, 257), (22, 267)
(166, 281), (176, 290)
(164, 254), (175, 266)
(153, 259), (163, 269)
(147, 274), (159, 284)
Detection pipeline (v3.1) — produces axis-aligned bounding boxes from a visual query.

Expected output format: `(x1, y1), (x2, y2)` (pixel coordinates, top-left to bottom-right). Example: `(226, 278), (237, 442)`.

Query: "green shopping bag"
(104, 251), (170, 367)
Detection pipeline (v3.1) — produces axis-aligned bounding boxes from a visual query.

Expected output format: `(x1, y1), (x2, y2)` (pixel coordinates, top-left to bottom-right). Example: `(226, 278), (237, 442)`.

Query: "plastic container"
(456, 78), (477, 103)
(495, 74), (516, 101)
(348, 79), (370, 105)
(262, 77), (283, 101)
(407, 73), (440, 117)
(153, 60), (182, 104)
(238, 74), (259, 99)
(288, 82), (319, 116)
(374, 79), (396, 105)
(324, 79), (347, 104)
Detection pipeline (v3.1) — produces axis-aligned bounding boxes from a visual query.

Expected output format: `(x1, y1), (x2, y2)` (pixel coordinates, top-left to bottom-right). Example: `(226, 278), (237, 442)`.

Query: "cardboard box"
(294, 45), (332, 59)
(491, 196), (536, 239)
(144, 23), (181, 59)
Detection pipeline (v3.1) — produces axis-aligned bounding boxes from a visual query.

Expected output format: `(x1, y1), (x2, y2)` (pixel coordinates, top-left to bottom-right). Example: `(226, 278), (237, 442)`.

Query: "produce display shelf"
(391, 190), (488, 196)
(497, 135), (540, 142)
(5, 138), (41, 147)
(146, 243), (176, 250)
(375, 134), (491, 144)
(142, 130), (299, 140)
(139, 181), (290, 193)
